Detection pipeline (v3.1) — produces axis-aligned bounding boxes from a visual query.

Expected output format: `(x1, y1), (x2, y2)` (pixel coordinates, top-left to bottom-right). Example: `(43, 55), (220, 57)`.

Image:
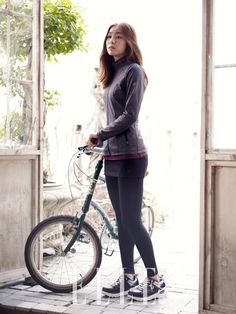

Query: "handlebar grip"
(77, 145), (104, 154)
(91, 137), (98, 145)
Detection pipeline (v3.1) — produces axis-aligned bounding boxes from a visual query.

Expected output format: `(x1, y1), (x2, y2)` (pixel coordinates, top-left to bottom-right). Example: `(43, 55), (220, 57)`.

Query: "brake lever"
(77, 145), (93, 156)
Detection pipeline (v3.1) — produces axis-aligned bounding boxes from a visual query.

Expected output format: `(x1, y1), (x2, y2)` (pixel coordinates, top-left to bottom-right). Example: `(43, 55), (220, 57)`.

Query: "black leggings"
(106, 175), (158, 277)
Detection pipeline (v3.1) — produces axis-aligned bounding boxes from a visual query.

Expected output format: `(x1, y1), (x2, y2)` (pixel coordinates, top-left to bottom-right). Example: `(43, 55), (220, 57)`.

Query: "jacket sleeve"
(97, 64), (146, 142)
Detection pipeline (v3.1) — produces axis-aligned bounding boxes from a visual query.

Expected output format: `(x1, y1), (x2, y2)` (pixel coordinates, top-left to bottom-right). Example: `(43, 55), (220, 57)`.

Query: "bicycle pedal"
(104, 247), (114, 256)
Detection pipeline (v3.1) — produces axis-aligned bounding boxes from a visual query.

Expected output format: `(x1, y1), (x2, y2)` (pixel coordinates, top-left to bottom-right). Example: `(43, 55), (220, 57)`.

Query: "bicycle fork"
(63, 158), (103, 255)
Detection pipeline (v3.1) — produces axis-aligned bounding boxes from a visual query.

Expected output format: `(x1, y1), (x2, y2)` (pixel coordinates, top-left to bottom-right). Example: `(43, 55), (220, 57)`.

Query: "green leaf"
(44, 0), (88, 60)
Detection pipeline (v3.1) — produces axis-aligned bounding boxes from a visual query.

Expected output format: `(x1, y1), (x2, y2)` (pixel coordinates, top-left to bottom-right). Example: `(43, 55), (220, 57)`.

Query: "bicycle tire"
(100, 205), (155, 264)
(24, 215), (102, 293)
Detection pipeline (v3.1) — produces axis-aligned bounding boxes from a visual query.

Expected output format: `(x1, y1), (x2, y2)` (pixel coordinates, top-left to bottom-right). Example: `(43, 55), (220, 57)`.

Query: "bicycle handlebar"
(78, 145), (104, 155)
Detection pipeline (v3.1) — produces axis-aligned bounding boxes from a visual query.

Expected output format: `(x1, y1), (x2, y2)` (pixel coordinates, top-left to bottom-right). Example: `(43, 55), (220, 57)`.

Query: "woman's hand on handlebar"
(86, 134), (99, 148)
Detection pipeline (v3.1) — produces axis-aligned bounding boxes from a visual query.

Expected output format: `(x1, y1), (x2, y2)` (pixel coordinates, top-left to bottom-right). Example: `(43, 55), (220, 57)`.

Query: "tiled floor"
(0, 220), (199, 314)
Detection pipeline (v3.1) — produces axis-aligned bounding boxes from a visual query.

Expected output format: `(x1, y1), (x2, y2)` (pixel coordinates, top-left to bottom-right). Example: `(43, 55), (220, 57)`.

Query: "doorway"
(45, 0), (202, 299)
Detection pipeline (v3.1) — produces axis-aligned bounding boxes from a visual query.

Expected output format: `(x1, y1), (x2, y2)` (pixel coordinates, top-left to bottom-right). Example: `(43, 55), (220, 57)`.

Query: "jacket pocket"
(124, 132), (129, 144)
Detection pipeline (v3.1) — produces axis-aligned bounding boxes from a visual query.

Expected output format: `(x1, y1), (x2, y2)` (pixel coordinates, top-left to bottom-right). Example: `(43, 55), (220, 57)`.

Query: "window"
(212, 0), (236, 149)
(0, 0), (39, 148)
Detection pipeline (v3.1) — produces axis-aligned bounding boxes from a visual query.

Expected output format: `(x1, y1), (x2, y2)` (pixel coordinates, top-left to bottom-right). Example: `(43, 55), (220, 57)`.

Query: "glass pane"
(212, 0), (236, 149)
(0, 13), (6, 67)
(0, 1), (36, 148)
(10, 0), (32, 15)
(212, 68), (236, 149)
(0, 1), (32, 13)
(0, 82), (33, 145)
(0, 1), (7, 10)
(10, 15), (33, 81)
(0, 87), (6, 143)
(214, 0), (236, 65)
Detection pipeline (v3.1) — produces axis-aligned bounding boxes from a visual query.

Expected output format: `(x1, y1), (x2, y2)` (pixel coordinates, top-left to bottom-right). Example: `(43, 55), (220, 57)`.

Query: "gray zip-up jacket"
(97, 58), (147, 156)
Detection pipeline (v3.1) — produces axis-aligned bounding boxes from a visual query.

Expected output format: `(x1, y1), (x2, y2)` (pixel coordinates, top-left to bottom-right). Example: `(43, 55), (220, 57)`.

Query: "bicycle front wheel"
(24, 215), (102, 293)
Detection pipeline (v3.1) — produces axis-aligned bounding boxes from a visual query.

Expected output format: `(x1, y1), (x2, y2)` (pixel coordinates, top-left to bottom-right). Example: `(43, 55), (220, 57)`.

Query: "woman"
(86, 22), (166, 302)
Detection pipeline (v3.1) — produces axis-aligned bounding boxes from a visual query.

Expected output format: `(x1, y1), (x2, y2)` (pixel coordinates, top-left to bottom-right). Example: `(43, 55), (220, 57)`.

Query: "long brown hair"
(99, 23), (147, 88)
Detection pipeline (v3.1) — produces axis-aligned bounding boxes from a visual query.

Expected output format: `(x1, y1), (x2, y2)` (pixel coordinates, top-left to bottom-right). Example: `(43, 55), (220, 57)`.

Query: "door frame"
(200, 1), (236, 313)
(0, 0), (44, 284)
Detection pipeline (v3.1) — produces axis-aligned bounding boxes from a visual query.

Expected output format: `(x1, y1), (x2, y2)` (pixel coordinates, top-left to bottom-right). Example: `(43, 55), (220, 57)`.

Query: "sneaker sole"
(127, 289), (167, 302)
(102, 290), (129, 298)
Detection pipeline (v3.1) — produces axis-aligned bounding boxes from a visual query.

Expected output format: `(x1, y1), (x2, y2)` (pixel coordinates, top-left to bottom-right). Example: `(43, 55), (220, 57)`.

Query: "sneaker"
(128, 276), (166, 302)
(102, 274), (139, 297)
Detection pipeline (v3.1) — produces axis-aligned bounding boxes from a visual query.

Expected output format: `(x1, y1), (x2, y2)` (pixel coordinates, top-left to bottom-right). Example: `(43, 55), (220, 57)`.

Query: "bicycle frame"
(64, 152), (104, 254)
(90, 200), (119, 240)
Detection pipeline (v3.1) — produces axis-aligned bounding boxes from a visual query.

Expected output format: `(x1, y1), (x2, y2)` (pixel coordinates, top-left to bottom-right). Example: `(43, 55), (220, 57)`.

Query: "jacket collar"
(112, 57), (129, 70)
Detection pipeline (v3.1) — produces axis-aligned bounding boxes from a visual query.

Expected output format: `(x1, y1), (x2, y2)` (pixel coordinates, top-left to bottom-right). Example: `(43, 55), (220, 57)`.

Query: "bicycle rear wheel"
(24, 215), (102, 293)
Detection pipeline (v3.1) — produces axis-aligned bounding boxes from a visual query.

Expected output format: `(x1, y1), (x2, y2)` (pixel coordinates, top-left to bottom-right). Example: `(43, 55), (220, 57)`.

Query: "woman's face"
(106, 25), (127, 61)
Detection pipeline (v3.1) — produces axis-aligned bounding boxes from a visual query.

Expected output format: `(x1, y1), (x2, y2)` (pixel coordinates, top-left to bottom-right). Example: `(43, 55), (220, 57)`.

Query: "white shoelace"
(136, 278), (153, 290)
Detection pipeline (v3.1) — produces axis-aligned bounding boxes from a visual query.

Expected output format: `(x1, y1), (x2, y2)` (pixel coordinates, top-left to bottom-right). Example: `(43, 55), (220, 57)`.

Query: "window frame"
(0, 0), (43, 154)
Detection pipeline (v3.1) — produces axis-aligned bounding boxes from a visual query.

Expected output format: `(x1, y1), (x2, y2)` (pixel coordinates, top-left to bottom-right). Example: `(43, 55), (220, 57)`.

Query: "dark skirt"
(104, 155), (148, 178)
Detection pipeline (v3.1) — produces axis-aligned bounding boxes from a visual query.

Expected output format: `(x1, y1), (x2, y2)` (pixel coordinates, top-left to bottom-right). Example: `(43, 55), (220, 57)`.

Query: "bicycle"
(24, 145), (155, 293)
